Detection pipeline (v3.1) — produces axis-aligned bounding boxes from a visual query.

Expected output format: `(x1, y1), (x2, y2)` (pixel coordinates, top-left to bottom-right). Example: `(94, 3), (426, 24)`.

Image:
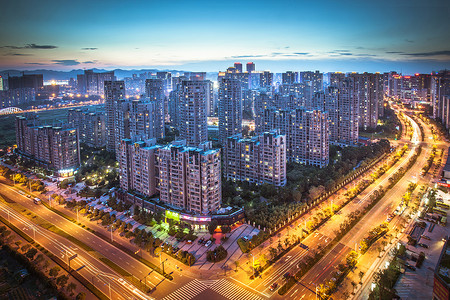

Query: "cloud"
(386, 51), (404, 54)
(81, 47), (98, 50)
(1, 43), (58, 49)
(292, 52), (309, 55)
(405, 39), (414, 43)
(3, 53), (33, 56)
(401, 50), (450, 57)
(83, 60), (97, 64)
(52, 59), (80, 66)
(25, 62), (47, 65)
(230, 54), (265, 58)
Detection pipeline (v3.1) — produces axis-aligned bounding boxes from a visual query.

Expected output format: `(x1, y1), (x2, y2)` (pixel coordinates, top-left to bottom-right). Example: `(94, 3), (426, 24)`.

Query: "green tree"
(208, 220), (218, 235)
(49, 266), (61, 277)
(67, 282), (77, 295)
(56, 275), (69, 287)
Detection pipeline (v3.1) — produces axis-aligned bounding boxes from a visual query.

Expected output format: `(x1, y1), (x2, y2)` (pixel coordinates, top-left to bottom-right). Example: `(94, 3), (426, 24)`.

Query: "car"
(198, 237), (205, 244)
(269, 283), (278, 291)
(242, 236), (249, 241)
(205, 240), (212, 247)
(406, 264), (416, 271)
(418, 243), (429, 248)
(299, 243), (308, 250)
(421, 235), (431, 240)
(172, 247), (179, 254)
(282, 272), (291, 280)
(187, 240), (192, 244)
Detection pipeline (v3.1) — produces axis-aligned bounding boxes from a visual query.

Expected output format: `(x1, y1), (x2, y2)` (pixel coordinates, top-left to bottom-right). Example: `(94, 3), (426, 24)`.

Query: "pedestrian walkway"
(161, 279), (208, 300)
(395, 273), (415, 299)
(161, 278), (264, 300)
(210, 279), (264, 300)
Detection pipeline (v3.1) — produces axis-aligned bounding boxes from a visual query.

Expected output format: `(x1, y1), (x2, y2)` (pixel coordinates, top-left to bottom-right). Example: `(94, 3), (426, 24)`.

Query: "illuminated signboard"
(180, 214), (211, 222)
(165, 210), (180, 222)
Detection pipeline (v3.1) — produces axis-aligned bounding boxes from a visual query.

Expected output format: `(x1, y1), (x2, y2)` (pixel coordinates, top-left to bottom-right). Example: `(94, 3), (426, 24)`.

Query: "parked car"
(187, 240), (192, 244)
(406, 264), (416, 271)
(242, 236), (249, 241)
(198, 237), (205, 244)
(418, 243), (429, 248)
(282, 272), (291, 280)
(205, 240), (212, 247)
(421, 235), (431, 240)
(269, 283), (278, 291)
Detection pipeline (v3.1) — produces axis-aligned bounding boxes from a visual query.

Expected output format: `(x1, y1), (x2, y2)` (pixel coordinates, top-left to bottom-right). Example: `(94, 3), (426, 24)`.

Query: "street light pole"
(110, 225), (114, 242)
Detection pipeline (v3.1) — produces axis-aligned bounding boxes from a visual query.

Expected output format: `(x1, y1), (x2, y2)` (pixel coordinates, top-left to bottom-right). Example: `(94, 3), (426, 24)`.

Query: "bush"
(206, 245), (228, 263)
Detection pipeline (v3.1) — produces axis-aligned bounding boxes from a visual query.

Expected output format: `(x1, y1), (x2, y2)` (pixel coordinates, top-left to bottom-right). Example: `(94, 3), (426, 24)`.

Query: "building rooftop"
(436, 239), (450, 285)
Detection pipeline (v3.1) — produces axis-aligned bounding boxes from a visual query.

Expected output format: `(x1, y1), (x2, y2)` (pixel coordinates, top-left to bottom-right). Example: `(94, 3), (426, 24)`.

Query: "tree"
(56, 275), (69, 287)
(49, 266), (61, 277)
(359, 271), (365, 283)
(76, 292), (86, 300)
(269, 247), (278, 261)
(43, 260), (50, 270)
(351, 281), (357, 294)
(25, 248), (38, 260)
(208, 220), (218, 235)
(67, 282), (77, 295)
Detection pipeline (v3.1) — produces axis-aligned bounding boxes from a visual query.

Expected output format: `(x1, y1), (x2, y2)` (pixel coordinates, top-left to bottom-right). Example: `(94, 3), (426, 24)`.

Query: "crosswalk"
(161, 279), (208, 300)
(161, 278), (265, 300)
(394, 273), (417, 299)
(210, 279), (264, 300)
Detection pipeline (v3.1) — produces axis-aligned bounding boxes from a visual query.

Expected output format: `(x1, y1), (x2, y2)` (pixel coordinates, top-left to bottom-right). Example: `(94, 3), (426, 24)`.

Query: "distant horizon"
(1, 58), (449, 80)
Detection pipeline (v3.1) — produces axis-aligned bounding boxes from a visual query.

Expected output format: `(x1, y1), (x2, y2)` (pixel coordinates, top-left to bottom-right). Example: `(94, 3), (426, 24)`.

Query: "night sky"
(1, 0), (449, 74)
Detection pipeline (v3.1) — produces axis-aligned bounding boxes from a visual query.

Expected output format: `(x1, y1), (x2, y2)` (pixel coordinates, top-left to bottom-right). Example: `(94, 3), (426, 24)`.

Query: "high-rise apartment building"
(67, 109), (106, 147)
(314, 79), (359, 146)
(157, 142), (221, 215)
(78, 69), (115, 95)
(16, 115), (80, 175)
(128, 99), (164, 141)
(118, 139), (159, 197)
(179, 80), (209, 147)
(246, 62), (255, 73)
(218, 78), (243, 145)
(104, 80), (125, 152)
(225, 130), (287, 186)
(145, 79), (166, 138)
(282, 71), (298, 85)
(348, 73), (381, 129)
(257, 108), (329, 168)
(8, 74), (43, 90)
(300, 71), (323, 93)
(234, 62), (243, 73)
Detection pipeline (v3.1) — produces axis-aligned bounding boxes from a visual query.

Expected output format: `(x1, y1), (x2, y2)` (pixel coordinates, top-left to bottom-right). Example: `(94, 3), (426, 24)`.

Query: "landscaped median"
(0, 214), (108, 300)
(0, 192), (170, 294)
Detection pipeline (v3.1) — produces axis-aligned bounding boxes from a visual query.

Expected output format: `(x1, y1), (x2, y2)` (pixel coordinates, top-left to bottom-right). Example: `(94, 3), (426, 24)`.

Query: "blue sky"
(0, 0), (449, 74)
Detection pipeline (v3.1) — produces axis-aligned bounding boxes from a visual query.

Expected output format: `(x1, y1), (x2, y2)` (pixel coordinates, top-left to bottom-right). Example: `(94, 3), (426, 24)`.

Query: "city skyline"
(1, 0), (449, 74)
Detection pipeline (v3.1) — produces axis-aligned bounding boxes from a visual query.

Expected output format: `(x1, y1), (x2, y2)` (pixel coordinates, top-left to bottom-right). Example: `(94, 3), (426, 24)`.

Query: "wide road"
(0, 182), (190, 300)
(0, 198), (152, 300)
(232, 112), (413, 298)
